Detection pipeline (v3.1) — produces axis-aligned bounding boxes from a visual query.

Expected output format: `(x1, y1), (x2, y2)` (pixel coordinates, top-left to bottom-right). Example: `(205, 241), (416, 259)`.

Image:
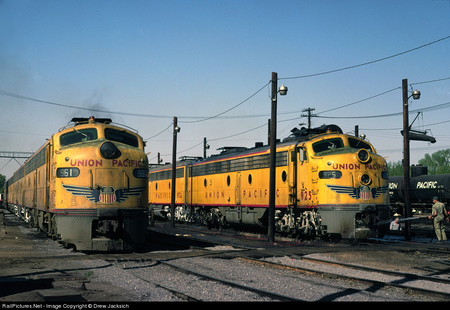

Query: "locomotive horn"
(401, 130), (436, 143)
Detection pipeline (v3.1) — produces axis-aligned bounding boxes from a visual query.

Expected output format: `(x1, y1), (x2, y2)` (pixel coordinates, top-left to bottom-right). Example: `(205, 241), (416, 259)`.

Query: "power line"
(179, 81), (271, 123)
(316, 87), (400, 115)
(314, 76), (450, 117)
(316, 101), (450, 119)
(208, 123), (267, 142)
(411, 77), (450, 86)
(279, 35), (450, 80)
(0, 82), (271, 122)
(2, 36), (449, 149)
(2, 36), (449, 123)
(0, 90), (175, 119)
(144, 122), (173, 140)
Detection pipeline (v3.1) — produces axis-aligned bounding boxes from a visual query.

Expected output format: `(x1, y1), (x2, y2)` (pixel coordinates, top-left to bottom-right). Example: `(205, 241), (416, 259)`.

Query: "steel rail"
(238, 257), (450, 300)
(291, 255), (450, 286)
(130, 272), (201, 302)
(154, 259), (304, 302)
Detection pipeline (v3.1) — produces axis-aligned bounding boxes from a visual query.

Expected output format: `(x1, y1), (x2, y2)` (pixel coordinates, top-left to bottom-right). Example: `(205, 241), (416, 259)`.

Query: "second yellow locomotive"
(5, 117), (149, 251)
(149, 124), (390, 239)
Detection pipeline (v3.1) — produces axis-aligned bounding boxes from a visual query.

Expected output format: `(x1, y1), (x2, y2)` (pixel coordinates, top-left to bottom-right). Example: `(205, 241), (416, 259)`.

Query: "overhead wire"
(0, 90), (175, 119)
(179, 81), (271, 124)
(1, 35), (449, 145)
(2, 35), (449, 123)
(315, 87), (401, 115)
(144, 122), (173, 140)
(316, 101), (450, 119)
(279, 35), (450, 80)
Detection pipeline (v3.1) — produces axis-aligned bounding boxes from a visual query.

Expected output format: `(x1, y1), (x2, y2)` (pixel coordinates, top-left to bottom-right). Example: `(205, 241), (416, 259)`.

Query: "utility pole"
(268, 72), (278, 243)
(267, 72), (288, 242)
(157, 152), (162, 164)
(402, 79), (412, 241)
(203, 137), (209, 158)
(301, 108), (316, 129)
(170, 117), (180, 228)
(400, 78), (423, 241)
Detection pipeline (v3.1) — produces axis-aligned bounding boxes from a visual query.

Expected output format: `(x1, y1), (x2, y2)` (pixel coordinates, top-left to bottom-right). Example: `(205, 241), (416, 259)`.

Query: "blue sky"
(1, 0), (449, 179)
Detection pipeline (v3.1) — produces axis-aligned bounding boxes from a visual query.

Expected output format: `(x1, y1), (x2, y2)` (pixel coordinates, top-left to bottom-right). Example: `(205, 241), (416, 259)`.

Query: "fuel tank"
(389, 174), (450, 203)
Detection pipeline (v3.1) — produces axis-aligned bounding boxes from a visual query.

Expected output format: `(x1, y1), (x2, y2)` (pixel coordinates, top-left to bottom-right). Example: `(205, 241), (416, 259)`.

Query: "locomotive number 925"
(149, 124), (390, 240)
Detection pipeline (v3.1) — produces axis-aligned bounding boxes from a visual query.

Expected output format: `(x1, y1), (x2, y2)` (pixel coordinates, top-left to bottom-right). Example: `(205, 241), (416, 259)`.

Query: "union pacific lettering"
(112, 159), (143, 167)
(243, 189), (269, 198)
(206, 191), (225, 199)
(70, 159), (143, 168)
(331, 163), (387, 170)
(155, 192), (183, 199)
(70, 159), (103, 167)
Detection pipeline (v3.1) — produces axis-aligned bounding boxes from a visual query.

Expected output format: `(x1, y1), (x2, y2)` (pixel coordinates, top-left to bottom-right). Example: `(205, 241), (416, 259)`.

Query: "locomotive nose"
(100, 141), (118, 159)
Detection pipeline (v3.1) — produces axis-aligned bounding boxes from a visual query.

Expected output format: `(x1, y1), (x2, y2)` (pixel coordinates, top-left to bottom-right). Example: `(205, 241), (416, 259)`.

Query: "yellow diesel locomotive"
(5, 117), (149, 251)
(149, 124), (390, 239)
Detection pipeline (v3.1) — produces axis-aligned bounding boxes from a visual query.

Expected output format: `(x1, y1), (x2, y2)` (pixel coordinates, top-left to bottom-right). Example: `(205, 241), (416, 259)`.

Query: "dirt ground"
(318, 249), (450, 276)
(0, 209), (139, 302)
(2, 208), (450, 302)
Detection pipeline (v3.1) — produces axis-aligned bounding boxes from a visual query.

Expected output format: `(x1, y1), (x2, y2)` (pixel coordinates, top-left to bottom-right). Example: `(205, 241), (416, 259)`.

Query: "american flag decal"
(359, 186), (372, 200)
(99, 186), (117, 204)
(62, 184), (146, 204)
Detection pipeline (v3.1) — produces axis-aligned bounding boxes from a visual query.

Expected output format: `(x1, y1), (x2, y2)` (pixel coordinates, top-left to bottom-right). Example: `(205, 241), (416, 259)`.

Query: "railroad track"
(3, 211), (450, 302)
(244, 255), (450, 301)
(83, 231), (450, 302)
(131, 255), (303, 301)
(88, 247), (450, 301)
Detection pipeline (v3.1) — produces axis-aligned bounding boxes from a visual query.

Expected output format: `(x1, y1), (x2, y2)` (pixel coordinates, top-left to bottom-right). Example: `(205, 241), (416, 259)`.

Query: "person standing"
(390, 214), (402, 231)
(428, 196), (449, 243)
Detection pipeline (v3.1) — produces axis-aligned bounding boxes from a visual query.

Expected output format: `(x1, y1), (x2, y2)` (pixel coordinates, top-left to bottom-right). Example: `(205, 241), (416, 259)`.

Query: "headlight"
(360, 174), (371, 185)
(100, 142), (118, 159)
(357, 149), (370, 163)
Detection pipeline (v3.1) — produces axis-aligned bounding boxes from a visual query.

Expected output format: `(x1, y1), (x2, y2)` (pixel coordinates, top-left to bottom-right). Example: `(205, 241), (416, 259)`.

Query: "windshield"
(105, 128), (139, 147)
(60, 129), (98, 147)
(348, 137), (373, 151)
(312, 138), (344, 153)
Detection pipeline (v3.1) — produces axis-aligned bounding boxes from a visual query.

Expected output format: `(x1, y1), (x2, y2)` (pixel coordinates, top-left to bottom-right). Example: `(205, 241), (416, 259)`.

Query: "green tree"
(418, 149), (450, 175)
(387, 160), (404, 176)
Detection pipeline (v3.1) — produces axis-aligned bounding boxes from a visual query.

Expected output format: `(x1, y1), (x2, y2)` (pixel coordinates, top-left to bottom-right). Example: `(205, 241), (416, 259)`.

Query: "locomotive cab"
(6, 117), (149, 252)
(305, 132), (390, 239)
(50, 117), (149, 251)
